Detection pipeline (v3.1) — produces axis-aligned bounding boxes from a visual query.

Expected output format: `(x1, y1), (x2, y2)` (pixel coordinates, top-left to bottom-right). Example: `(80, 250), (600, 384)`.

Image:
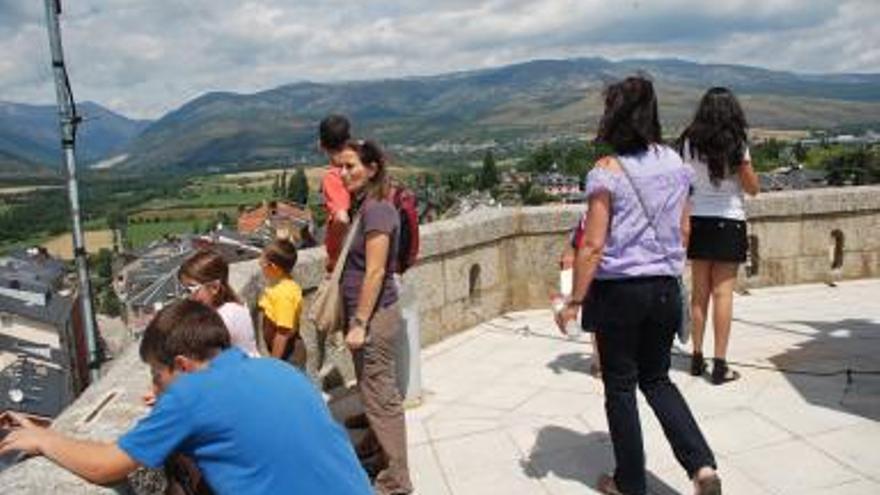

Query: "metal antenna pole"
(43, 0), (101, 384)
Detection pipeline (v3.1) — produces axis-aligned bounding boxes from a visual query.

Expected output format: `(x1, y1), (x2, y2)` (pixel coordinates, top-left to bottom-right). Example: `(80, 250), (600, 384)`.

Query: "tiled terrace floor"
(402, 280), (880, 494)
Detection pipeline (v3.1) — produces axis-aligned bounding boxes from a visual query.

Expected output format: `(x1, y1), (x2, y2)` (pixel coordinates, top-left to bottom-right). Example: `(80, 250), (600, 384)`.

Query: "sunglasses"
(180, 279), (217, 296)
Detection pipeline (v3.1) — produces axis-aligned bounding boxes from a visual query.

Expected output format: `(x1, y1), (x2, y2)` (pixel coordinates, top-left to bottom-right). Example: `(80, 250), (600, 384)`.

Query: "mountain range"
(2, 57), (880, 176)
(0, 101), (149, 178)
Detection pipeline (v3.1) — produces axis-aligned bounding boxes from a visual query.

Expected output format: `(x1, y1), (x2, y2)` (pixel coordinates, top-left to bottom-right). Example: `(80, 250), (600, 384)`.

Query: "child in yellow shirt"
(258, 239), (305, 367)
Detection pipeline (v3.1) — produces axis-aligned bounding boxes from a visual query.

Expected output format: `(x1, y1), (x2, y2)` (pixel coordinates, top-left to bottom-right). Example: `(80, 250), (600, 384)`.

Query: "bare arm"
(334, 210), (351, 224)
(570, 191), (611, 303)
(346, 231), (390, 349)
(0, 413), (139, 486)
(262, 317), (293, 359)
(270, 328), (293, 359)
(356, 231), (390, 323)
(681, 199), (692, 248)
(739, 159), (760, 196)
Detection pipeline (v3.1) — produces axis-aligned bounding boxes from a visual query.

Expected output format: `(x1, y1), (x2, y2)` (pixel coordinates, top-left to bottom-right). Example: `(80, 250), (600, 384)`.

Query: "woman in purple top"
(338, 139), (412, 495)
(556, 77), (721, 495)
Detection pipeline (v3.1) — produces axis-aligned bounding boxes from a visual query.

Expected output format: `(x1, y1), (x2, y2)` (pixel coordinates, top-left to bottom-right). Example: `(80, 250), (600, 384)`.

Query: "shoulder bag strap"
(328, 214), (362, 283)
(613, 155), (679, 272)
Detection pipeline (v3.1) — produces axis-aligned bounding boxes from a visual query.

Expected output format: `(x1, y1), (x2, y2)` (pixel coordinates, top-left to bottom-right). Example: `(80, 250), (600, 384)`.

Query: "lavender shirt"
(585, 145), (694, 279)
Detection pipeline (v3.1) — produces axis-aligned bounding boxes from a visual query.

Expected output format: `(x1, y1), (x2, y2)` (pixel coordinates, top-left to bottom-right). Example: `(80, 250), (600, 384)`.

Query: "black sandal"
(690, 352), (707, 376)
(711, 359), (740, 385)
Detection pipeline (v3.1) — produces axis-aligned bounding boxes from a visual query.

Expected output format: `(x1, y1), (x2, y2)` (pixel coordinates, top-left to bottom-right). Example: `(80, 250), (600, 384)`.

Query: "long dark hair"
(178, 250), (240, 306)
(679, 87), (749, 185)
(595, 76), (662, 156)
(346, 139), (390, 201)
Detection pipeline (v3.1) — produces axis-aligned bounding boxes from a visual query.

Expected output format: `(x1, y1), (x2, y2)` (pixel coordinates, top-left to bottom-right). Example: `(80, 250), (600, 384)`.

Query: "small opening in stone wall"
(830, 230), (845, 270)
(746, 235), (760, 277)
(468, 264), (481, 304)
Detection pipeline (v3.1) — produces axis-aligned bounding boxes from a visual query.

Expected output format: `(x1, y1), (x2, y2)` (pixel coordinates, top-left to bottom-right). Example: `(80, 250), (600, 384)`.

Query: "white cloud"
(0, 0), (876, 119)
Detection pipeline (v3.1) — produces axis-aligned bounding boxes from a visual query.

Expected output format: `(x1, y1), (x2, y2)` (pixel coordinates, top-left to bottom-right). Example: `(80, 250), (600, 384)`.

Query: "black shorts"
(687, 216), (747, 263)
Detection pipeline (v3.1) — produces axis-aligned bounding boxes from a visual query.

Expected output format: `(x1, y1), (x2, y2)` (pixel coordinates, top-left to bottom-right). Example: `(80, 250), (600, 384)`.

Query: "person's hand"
(335, 210), (350, 224)
(554, 304), (579, 335)
(345, 324), (367, 350)
(0, 412), (50, 456)
(142, 389), (157, 407)
(330, 329), (346, 348)
(559, 251), (575, 270)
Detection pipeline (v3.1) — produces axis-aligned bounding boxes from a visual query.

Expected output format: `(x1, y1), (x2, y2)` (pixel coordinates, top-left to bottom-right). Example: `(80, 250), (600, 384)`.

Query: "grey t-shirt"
(342, 198), (399, 318)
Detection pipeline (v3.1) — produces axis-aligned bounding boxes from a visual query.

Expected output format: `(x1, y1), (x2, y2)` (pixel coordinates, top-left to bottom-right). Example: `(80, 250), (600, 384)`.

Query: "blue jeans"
(593, 276), (716, 495)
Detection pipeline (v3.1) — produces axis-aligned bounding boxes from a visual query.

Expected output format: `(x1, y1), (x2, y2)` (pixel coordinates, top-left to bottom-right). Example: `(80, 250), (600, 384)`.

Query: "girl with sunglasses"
(178, 249), (260, 357)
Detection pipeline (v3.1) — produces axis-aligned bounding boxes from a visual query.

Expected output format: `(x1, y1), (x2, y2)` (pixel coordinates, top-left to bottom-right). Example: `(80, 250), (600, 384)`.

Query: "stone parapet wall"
(4, 185), (880, 493)
(743, 185), (880, 288)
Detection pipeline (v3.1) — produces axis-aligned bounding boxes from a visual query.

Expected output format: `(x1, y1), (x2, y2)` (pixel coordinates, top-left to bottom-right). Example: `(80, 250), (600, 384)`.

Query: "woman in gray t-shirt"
(336, 139), (412, 495)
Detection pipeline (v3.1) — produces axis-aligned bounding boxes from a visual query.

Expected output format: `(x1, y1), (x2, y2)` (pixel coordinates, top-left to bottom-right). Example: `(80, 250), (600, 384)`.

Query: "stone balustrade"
(3, 185), (880, 493)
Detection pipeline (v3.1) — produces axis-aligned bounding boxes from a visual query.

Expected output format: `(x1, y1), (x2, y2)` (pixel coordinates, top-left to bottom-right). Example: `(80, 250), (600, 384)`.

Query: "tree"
(215, 211), (232, 229)
(751, 139), (786, 172)
(478, 150), (499, 190)
(824, 147), (877, 186)
(93, 248), (114, 281)
(309, 201), (327, 227)
(288, 167), (309, 205)
(99, 287), (122, 318)
(106, 211), (127, 253)
(793, 142), (807, 162)
(521, 143), (556, 173)
(522, 183), (552, 206)
(279, 170), (288, 197)
(272, 175), (281, 197)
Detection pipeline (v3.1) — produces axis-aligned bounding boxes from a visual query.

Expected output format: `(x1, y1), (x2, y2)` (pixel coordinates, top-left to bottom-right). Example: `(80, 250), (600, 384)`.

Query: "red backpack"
(389, 184), (420, 274)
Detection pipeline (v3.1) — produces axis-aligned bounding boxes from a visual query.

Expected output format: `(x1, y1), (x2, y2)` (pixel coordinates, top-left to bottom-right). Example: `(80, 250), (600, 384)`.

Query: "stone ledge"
(1, 345), (151, 494)
(745, 185), (880, 219)
(4, 186), (880, 492)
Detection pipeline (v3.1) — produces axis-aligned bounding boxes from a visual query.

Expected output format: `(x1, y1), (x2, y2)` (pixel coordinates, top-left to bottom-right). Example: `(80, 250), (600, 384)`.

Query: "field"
(39, 220), (207, 256)
(0, 185), (62, 196)
(42, 230), (115, 259)
(750, 128), (811, 142)
(135, 185), (270, 212)
(119, 164), (430, 247)
(219, 164), (423, 190)
(126, 220), (198, 248)
(130, 207), (238, 222)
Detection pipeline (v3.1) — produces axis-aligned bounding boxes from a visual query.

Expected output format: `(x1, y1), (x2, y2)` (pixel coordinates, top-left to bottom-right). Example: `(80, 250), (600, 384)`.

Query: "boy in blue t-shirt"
(0, 300), (371, 495)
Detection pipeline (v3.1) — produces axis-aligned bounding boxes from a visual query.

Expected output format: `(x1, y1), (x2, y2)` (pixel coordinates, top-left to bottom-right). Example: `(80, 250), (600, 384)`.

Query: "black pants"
(593, 277), (715, 495)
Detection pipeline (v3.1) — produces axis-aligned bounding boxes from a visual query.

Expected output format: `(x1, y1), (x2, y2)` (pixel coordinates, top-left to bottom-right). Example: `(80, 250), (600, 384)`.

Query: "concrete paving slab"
(801, 479), (880, 495)
(726, 439), (861, 493)
(697, 408), (793, 455)
(808, 422), (880, 480)
(408, 444), (452, 495)
(396, 280), (880, 494)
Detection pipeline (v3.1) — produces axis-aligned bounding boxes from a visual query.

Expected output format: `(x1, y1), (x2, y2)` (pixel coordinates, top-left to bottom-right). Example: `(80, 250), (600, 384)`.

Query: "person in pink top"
(319, 114), (353, 272)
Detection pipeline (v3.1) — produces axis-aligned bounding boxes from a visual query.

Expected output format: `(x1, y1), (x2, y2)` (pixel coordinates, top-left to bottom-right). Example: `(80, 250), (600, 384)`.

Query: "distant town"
(0, 126), (878, 424)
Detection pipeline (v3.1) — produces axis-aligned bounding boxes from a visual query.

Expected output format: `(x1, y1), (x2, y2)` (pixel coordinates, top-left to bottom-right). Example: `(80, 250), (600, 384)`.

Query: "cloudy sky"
(1, 0), (878, 119)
